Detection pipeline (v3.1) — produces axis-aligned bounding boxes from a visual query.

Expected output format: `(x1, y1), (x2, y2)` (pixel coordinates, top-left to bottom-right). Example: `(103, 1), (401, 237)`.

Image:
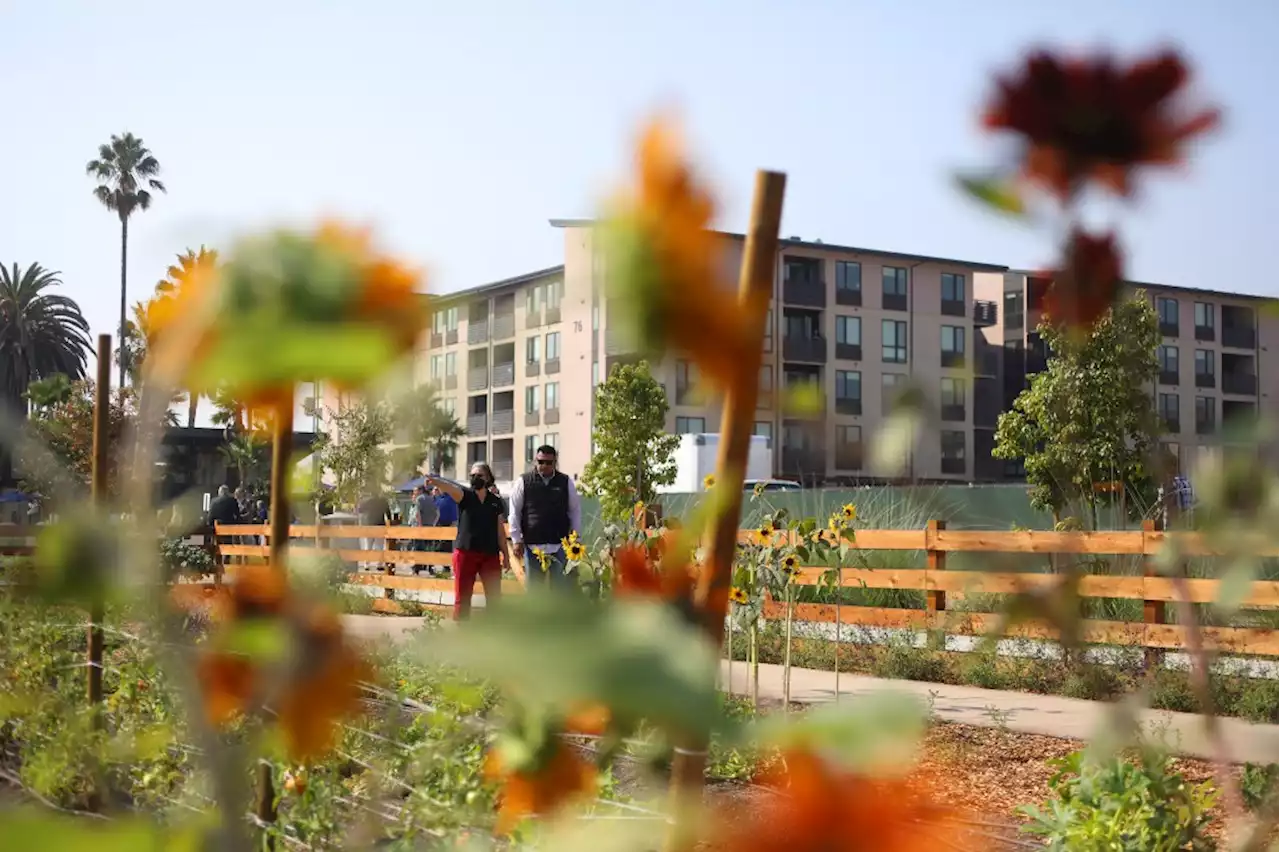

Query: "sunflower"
(484, 741), (597, 835)
(752, 481), (767, 498)
(780, 554), (800, 581)
(565, 540), (587, 561)
(756, 521), (777, 546)
(613, 545), (692, 603)
(729, 587), (750, 606)
(703, 473), (717, 490)
(840, 503), (857, 521)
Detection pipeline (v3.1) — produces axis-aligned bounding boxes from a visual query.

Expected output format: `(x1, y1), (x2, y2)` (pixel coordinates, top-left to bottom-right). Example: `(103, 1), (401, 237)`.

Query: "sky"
(4, 1), (1277, 393)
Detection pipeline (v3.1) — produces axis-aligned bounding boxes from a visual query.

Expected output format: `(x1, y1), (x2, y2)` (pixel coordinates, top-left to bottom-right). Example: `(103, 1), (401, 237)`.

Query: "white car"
(743, 479), (802, 493)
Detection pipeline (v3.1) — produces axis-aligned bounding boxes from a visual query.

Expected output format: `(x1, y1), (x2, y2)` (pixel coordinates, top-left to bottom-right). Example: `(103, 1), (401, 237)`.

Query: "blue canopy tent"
(395, 476), (426, 493)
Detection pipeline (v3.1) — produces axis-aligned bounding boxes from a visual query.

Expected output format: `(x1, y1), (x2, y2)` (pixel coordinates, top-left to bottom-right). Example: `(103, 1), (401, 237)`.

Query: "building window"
(676, 417), (705, 434)
(544, 433), (558, 450)
(1157, 297), (1179, 332)
(835, 370), (861, 403)
(1004, 291), (1024, 330)
(753, 421), (773, 445)
(545, 382), (560, 411)
(1194, 302), (1214, 330)
(525, 336), (541, 363)
(591, 304), (600, 331)
(882, 266), (907, 297)
(524, 386), (539, 413)
(526, 285), (542, 314)
(676, 360), (699, 403)
(836, 316), (861, 345)
(433, 312), (446, 333)
(1195, 396), (1215, 434)
(758, 365), (774, 393)
(546, 279), (564, 309)
(836, 261), (861, 293)
(1158, 345), (1179, 376)
(941, 273), (965, 303)
(545, 332), (561, 360)
(881, 319), (908, 363)
(940, 430), (966, 473)
(430, 355), (443, 379)
(1194, 349), (1215, 388)
(524, 435), (537, 464)
(444, 352), (457, 376)
(1159, 392), (1180, 431)
(435, 308), (458, 331)
(882, 372), (906, 414)
(941, 326), (966, 358)
(591, 362), (600, 386)
(941, 377), (965, 409)
(836, 425), (862, 469)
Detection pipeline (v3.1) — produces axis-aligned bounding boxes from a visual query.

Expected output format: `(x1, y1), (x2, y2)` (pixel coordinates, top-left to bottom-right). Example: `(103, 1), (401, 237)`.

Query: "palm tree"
(0, 263), (91, 483)
(86, 132), (166, 389)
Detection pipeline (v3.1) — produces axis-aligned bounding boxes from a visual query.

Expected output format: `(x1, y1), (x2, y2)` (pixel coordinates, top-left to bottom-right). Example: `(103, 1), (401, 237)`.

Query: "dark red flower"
(1042, 229), (1124, 330)
(983, 49), (1220, 199)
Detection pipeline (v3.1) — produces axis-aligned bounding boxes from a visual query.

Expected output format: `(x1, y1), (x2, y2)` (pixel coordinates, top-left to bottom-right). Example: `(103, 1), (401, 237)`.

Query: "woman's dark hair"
(471, 462), (497, 490)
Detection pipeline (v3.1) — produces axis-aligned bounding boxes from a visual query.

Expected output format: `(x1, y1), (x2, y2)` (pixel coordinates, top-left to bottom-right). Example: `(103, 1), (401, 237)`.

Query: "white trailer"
(659, 433), (774, 493)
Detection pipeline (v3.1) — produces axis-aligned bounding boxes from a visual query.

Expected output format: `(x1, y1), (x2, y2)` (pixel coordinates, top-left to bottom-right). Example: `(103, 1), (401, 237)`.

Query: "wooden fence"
(4, 521), (1277, 657)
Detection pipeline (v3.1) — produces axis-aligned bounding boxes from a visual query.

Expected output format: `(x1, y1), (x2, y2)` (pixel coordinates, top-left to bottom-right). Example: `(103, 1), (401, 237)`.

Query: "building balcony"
(1194, 324), (1215, 342)
(492, 363), (515, 387)
(1158, 321), (1179, 338)
(882, 292), (907, 312)
(782, 278), (826, 307)
(546, 305), (562, 324)
(526, 360), (540, 378)
(545, 358), (561, 375)
(545, 408), (560, 425)
(835, 288), (862, 307)
(445, 329), (459, 345)
(973, 300), (998, 328)
(468, 321), (489, 345)
(941, 299), (966, 318)
(1223, 372), (1258, 396)
(976, 350), (999, 378)
(525, 310), (542, 329)
(444, 374), (458, 391)
(941, 404), (966, 423)
(782, 335), (828, 363)
(429, 332), (444, 349)
(941, 351), (966, 369)
(835, 343), (862, 361)
(940, 457), (967, 475)
(525, 410), (540, 428)
(1223, 326), (1256, 349)
(466, 414), (487, 437)
(493, 314), (516, 340)
(604, 329), (635, 357)
(467, 369), (489, 392)
(834, 448), (864, 471)
(491, 410), (514, 435)
(835, 397), (862, 416)
(1159, 369), (1179, 386)
(1194, 372), (1215, 389)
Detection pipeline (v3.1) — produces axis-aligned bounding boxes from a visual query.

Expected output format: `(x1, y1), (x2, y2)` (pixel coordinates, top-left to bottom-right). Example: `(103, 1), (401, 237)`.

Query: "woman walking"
(423, 464), (511, 620)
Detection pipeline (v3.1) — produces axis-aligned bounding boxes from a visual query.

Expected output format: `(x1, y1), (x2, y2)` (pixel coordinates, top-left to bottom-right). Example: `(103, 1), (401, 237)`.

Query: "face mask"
(470, 474), (488, 490)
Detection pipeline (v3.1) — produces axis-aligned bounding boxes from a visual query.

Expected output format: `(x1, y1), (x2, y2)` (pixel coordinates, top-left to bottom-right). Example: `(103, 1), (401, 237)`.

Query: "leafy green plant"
(1019, 748), (1217, 851)
(1240, 762), (1278, 813)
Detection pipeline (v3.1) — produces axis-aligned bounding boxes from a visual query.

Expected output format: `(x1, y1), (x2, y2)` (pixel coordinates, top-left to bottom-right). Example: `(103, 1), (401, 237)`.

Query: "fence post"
(924, 520), (946, 646)
(1141, 518), (1165, 671)
(88, 334), (110, 724)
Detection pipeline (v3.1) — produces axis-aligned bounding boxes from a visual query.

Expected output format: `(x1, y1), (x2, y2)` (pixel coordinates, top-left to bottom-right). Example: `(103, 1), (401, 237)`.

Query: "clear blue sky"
(4, 0), (1276, 353)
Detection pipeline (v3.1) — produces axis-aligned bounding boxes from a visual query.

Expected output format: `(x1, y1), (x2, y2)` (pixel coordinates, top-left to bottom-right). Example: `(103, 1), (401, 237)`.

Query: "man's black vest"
(521, 471), (571, 545)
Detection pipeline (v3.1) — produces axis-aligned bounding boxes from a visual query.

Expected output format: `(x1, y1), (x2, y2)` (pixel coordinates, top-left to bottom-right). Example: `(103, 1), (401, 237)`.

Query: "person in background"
(412, 484), (440, 576)
(357, 488), (391, 572)
(509, 444), (581, 594)
(208, 485), (240, 527)
(424, 464), (510, 620)
(433, 484), (458, 558)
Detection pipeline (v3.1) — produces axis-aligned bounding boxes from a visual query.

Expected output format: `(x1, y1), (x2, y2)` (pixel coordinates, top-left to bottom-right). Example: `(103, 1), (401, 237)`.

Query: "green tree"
(993, 292), (1162, 526)
(86, 132), (166, 388)
(392, 383), (464, 475)
(20, 380), (134, 500)
(0, 263), (92, 485)
(312, 399), (394, 509)
(580, 360), (681, 520)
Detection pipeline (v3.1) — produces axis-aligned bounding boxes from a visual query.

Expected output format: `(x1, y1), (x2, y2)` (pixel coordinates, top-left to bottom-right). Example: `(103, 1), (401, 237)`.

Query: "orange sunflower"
(712, 750), (957, 852)
(484, 740), (597, 834)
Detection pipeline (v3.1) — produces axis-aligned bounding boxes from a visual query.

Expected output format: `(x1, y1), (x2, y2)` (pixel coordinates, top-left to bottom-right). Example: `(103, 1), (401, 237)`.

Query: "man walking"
(509, 445), (581, 593)
(411, 484), (440, 575)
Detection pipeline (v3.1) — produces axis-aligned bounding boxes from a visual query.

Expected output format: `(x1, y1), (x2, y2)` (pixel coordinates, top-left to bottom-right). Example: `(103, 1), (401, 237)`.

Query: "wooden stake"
(256, 395), (295, 848)
(663, 170), (785, 852)
(88, 334), (111, 721)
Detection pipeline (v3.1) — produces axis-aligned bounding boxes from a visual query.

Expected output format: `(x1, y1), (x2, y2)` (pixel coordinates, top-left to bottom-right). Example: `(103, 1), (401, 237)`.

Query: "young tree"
(994, 292), (1162, 526)
(312, 399), (394, 509)
(20, 380), (135, 500)
(580, 361), (681, 521)
(392, 384), (464, 476)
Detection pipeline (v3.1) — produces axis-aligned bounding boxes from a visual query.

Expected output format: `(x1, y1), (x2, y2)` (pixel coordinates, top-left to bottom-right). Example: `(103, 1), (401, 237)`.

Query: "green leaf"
(416, 595), (721, 738)
(0, 809), (207, 851)
(1213, 559), (1256, 616)
(216, 619), (292, 663)
(750, 694), (926, 776)
(955, 173), (1027, 216)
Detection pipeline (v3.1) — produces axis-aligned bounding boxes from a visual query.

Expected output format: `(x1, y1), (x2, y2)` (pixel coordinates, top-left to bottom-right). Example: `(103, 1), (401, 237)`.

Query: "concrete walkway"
(344, 615), (1278, 764)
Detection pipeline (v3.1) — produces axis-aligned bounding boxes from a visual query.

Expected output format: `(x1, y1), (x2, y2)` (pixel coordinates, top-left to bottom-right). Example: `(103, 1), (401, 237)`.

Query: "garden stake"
(663, 169), (784, 852)
(255, 395), (295, 849)
(783, 582), (794, 710)
(87, 334), (110, 724)
(750, 619), (759, 707)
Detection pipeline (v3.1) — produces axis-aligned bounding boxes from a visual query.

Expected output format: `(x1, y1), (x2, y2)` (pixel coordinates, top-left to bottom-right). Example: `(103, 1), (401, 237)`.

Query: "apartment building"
(416, 221), (1011, 484)
(981, 272), (1279, 476)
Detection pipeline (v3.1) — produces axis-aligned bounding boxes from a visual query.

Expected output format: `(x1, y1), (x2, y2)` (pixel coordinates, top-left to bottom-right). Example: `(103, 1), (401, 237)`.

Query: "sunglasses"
(534, 458), (555, 466)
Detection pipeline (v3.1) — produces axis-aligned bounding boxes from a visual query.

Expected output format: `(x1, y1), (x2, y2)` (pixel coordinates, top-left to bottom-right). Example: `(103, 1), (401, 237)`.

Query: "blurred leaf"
(1213, 559), (1256, 616)
(750, 694), (925, 776)
(216, 619), (291, 664)
(0, 809), (206, 851)
(33, 517), (124, 607)
(782, 383), (823, 417)
(416, 595), (720, 738)
(870, 410), (921, 477)
(955, 173), (1027, 216)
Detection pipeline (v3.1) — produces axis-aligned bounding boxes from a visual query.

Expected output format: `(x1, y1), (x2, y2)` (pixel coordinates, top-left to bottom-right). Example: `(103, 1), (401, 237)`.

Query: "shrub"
(1233, 677), (1279, 724)
(159, 537), (216, 578)
(1241, 762), (1279, 813)
(1019, 748), (1217, 851)
(871, 641), (949, 684)
(961, 650), (1008, 690)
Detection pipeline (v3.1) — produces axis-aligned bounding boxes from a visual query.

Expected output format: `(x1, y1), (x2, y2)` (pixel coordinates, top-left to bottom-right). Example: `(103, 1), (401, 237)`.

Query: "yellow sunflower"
(565, 541), (587, 561)
(729, 587), (749, 605)
(703, 473), (717, 490)
(756, 521), (777, 545)
(841, 503), (857, 521)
